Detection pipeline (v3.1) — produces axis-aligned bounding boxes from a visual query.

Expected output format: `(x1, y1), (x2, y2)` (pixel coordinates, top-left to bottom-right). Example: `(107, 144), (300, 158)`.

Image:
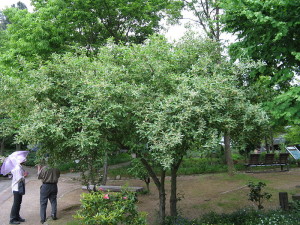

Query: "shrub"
(57, 161), (77, 172)
(165, 215), (198, 225)
(289, 200), (300, 211)
(74, 189), (147, 225)
(245, 211), (300, 225)
(199, 209), (262, 225)
(177, 158), (228, 175)
(198, 209), (300, 225)
(108, 153), (131, 165)
(247, 182), (272, 210)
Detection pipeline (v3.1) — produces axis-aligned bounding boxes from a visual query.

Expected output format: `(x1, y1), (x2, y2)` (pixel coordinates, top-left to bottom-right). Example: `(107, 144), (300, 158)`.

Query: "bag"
(18, 180), (25, 195)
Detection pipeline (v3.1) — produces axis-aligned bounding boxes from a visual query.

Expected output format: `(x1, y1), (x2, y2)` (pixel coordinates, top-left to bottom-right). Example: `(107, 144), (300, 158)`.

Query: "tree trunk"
(16, 143), (21, 151)
(144, 177), (150, 192)
(224, 133), (235, 176)
(270, 131), (274, 152)
(140, 158), (166, 224)
(170, 157), (183, 218)
(159, 170), (166, 224)
(170, 167), (177, 218)
(265, 136), (270, 152)
(0, 138), (5, 155)
(215, 1), (220, 42)
(89, 162), (97, 192)
(101, 152), (108, 185)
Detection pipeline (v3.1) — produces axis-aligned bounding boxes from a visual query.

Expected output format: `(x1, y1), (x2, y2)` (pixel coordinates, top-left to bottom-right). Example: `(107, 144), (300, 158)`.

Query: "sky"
(0, 0), (32, 10)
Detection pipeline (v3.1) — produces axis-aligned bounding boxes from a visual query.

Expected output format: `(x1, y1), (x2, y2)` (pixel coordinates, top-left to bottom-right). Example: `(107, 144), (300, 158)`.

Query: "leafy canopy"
(221, 0), (300, 87)
(15, 35), (268, 168)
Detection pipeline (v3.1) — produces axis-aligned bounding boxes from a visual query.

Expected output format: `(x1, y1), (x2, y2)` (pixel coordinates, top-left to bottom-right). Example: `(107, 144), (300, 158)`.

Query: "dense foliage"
(221, 0), (300, 86)
(75, 190), (146, 225)
(0, 0), (183, 66)
(165, 208), (300, 225)
(220, 0), (300, 129)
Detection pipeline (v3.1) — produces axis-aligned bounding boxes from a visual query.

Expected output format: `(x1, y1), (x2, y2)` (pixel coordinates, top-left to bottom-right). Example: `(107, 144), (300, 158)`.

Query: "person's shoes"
(40, 220), (45, 224)
(17, 217), (25, 222)
(51, 214), (57, 220)
(9, 221), (20, 224)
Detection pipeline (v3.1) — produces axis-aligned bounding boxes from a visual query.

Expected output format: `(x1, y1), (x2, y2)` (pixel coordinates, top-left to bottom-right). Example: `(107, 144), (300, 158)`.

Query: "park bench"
(244, 154), (260, 169)
(273, 153), (289, 171)
(263, 153), (275, 166)
(245, 153), (289, 172)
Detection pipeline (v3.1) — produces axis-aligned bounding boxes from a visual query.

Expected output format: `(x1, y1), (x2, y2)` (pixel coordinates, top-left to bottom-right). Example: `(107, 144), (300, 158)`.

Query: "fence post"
(279, 192), (289, 210)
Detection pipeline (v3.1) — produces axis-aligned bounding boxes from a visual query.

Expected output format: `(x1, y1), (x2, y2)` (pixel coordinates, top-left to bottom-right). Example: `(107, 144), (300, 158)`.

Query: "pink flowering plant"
(75, 189), (146, 225)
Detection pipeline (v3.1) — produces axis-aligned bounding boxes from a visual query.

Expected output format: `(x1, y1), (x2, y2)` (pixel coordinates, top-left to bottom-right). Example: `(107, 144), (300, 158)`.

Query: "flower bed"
(75, 189), (146, 225)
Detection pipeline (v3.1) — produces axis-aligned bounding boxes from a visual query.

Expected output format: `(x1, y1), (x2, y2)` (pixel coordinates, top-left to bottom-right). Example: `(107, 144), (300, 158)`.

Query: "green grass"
(64, 221), (80, 225)
(108, 152), (132, 165)
(107, 165), (131, 178)
(56, 152), (132, 173)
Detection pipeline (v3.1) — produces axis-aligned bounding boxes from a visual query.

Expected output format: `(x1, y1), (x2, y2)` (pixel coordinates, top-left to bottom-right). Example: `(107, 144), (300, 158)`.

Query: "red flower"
(103, 194), (110, 199)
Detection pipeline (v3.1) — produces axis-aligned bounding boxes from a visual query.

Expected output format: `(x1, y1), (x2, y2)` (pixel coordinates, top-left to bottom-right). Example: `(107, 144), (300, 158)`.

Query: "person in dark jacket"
(37, 163), (60, 224)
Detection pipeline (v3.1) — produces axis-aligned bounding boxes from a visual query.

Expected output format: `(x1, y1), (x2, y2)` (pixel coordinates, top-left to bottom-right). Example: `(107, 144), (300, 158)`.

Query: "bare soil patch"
(49, 168), (300, 225)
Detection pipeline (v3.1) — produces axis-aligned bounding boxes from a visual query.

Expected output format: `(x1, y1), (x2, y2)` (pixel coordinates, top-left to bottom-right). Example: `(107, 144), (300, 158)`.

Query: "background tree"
(0, 1), (29, 152)
(0, 1), (27, 30)
(221, 0), (300, 85)
(12, 1), (27, 10)
(183, 0), (243, 175)
(184, 0), (221, 41)
(0, 10), (9, 31)
(285, 125), (300, 145)
(0, 0), (183, 67)
(221, 0), (300, 129)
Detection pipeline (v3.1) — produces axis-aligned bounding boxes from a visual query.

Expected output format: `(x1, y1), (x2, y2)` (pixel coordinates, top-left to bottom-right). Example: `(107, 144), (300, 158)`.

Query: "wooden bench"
(245, 153), (289, 172)
(273, 153), (289, 171)
(82, 185), (144, 192)
(244, 154), (261, 171)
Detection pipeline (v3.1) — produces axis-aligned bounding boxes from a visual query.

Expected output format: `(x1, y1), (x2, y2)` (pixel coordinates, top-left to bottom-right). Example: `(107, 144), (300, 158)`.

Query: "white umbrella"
(0, 151), (29, 175)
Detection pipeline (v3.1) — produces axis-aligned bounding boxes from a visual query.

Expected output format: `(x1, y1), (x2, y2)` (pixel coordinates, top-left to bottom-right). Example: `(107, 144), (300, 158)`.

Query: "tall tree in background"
(0, 11), (9, 30)
(0, 1), (29, 153)
(184, 0), (239, 175)
(12, 1), (27, 10)
(221, 0), (300, 139)
(221, 0), (300, 87)
(0, 1), (27, 30)
(184, 0), (221, 41)
(1, 0), (182, 66)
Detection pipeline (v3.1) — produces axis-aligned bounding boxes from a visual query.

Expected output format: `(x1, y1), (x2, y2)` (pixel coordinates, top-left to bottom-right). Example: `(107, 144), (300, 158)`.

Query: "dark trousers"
(40, 183), (58, 222)
(10, 191), (23, 222)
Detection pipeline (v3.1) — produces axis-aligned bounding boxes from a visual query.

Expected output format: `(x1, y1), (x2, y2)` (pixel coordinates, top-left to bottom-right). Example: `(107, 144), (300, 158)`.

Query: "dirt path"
(0, 166), (81, 225)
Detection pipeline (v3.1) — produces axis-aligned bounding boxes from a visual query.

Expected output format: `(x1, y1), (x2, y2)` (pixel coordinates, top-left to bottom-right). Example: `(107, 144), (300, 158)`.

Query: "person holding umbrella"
(0, 151), (29, 224)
